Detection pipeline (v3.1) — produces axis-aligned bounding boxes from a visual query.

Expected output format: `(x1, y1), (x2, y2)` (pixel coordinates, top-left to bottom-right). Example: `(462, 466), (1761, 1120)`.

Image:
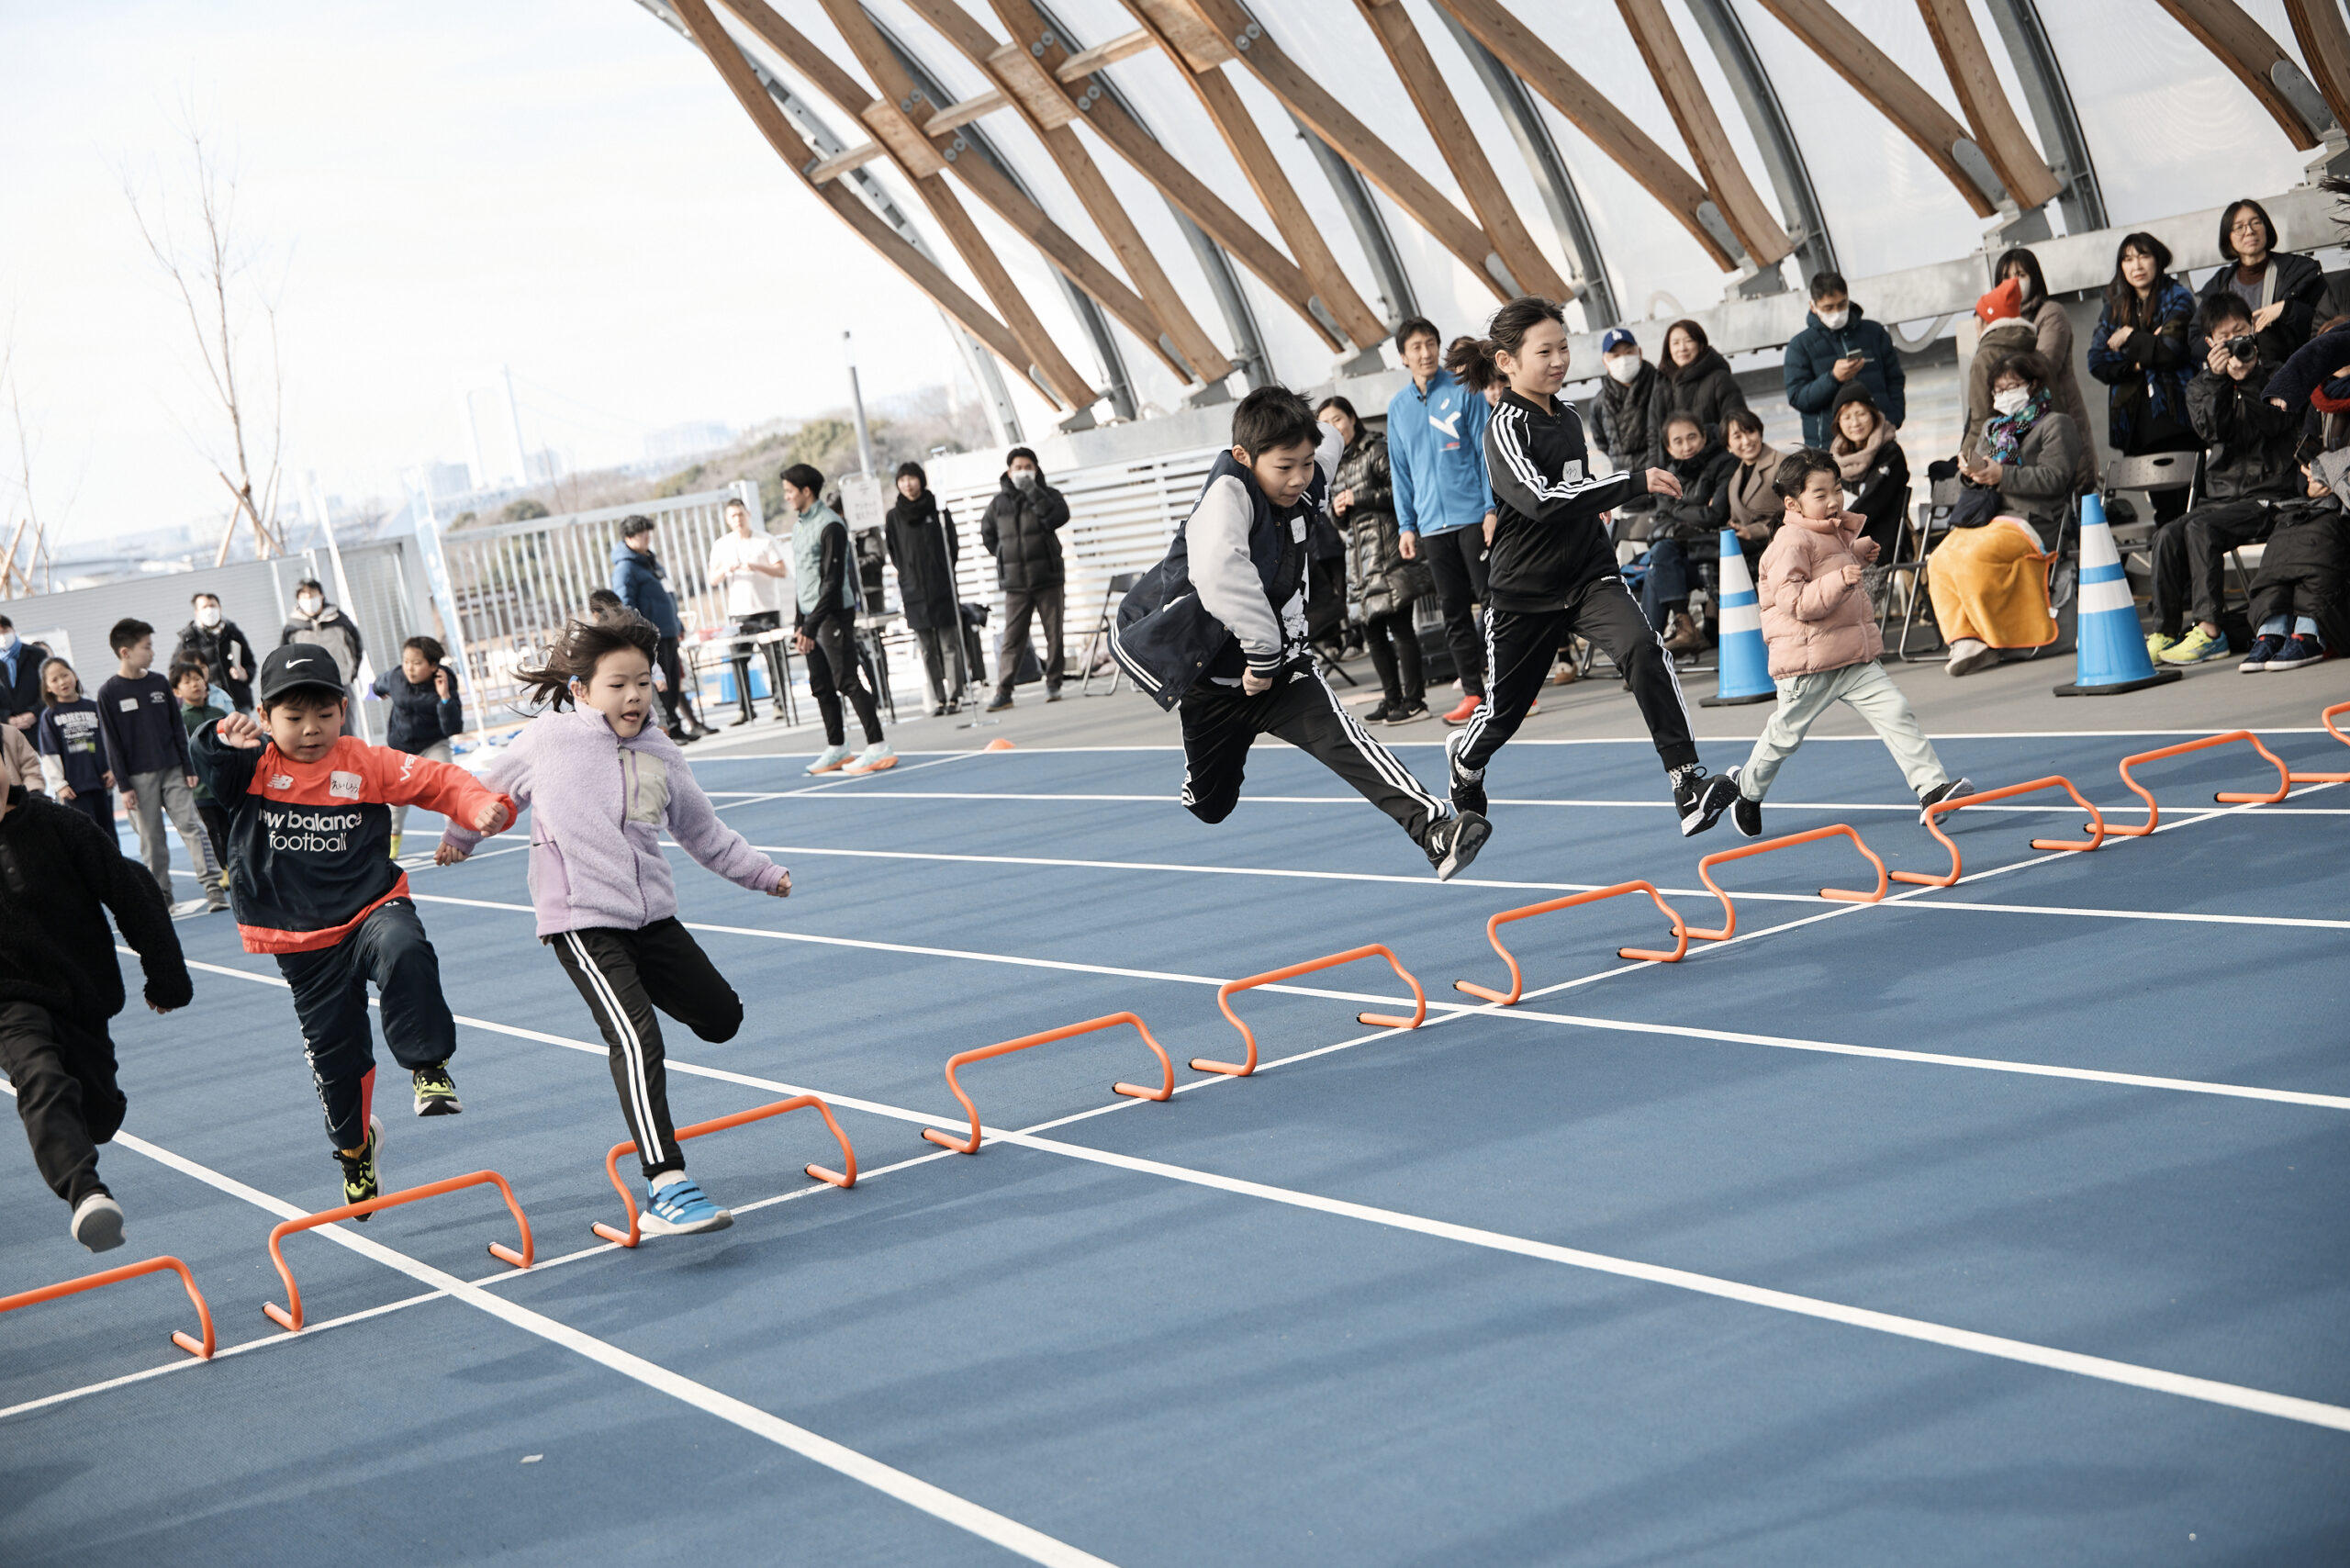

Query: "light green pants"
(1738, 659), (1948, 801)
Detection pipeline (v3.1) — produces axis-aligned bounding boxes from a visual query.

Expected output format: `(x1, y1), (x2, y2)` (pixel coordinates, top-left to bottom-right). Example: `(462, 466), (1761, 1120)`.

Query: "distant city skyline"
(0, 1), (972, 547)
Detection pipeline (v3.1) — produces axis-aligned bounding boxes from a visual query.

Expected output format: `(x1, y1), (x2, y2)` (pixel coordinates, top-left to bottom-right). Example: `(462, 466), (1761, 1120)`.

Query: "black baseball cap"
(257, 644), (347, 705)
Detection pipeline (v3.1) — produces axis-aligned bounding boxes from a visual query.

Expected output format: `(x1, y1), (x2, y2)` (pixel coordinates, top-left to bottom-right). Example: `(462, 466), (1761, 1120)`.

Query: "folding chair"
(1079, 571), (1141, 696)
(1890, 476), (1959, 661)
(2104, 450), (2199, 576)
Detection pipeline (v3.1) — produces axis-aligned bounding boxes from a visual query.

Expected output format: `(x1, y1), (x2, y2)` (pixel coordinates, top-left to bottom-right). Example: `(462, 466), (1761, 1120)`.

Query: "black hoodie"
(0, 787), (191, 1029)
(1483, 388), (1641, 612)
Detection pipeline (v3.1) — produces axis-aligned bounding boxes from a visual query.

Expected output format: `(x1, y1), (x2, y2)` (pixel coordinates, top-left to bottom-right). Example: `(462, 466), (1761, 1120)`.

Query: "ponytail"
(513, 610), (660, 711)
(1443, 334), (1501, 393)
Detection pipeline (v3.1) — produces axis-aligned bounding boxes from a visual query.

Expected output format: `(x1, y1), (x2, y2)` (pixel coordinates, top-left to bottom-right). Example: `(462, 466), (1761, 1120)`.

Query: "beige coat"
(1964, 300), (2097, 490)
(1757, 510), (1883, 678)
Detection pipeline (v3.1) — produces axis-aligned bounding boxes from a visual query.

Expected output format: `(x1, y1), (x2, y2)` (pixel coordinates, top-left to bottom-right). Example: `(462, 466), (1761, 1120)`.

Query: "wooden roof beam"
(1117, 0), (1386, 351)
(2156, 0), (2333, 150)
(1349, 0), (1572, 300)
(1914, 0), (2063, 208)
(666, 0), (1058, 407)
(1434, 0), (1734, 271)
(2286, 0), (2350, 135)
(1747, 0), (2005, 217)
(1611, 0), (1793, 266)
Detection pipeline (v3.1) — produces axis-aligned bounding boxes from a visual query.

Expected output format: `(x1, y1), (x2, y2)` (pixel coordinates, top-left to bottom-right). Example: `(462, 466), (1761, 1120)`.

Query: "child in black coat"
(0, 785), (193, 1249)
(367, 636), (465, 857)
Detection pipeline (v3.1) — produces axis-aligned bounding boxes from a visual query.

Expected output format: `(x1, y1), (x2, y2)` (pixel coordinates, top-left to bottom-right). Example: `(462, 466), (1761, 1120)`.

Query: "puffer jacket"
(1756, 510), (1881, 678)
(2196, 247), (2326, 364)
(1334, 431), (1425, 619)
(979, 472), (1071, 592)
(2087, 276), (2198, 454)
(1981, 409), (2083, 548)
(1591, 361), (1670, 513)
(1662, 346), (1750, 438)
(2186, 361), (2302, 503)
(1964, 305), (2096, 490)
(1649, 440), (1739, 542)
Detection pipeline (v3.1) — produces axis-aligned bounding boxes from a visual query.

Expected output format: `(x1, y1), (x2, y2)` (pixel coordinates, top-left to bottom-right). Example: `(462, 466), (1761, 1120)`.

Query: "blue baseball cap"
(1599, 327), (1639, 354)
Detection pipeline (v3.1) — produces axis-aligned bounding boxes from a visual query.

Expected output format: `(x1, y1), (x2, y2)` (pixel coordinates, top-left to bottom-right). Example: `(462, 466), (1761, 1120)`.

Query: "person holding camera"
(2146, 294), (2303, 666)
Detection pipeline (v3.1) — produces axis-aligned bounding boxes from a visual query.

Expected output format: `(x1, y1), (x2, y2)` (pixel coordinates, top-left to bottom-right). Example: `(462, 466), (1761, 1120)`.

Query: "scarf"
(1982, 386), (2050, 466)
(1727, 443), (1781, 530)
(1830, 416), (1892, 481)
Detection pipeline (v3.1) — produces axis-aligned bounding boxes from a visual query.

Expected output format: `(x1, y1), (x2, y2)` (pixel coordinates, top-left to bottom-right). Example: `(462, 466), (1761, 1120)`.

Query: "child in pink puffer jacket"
(1728, 448), (1968, 836)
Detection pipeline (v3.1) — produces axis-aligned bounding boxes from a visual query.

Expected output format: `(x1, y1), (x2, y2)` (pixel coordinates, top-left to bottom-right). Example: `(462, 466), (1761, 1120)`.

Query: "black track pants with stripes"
(1179, 668), (1447, 845)
(1457, 576), (1699, 777)
(553, 919), (744, 1182)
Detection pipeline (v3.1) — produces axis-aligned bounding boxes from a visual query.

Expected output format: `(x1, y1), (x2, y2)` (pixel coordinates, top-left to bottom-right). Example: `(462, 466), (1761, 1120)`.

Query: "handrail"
(1890, 775), (2106, 887)
(923, 1012), (1175, 1154)
(1454, 882), (1688, 1005)
(2107, 731), (2290, 836)
(0, 1254), (215, 1360)
(595, 1094), (857, 1248)
(1198, 944), (1427, 1076)
(1688, 825), (1888, 941)
(264, 1170), (533, 1332)
(2289, 700), (2350, 784)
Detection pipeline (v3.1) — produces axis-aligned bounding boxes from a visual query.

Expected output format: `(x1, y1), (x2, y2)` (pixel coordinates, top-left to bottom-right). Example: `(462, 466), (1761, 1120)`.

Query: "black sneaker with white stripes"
(1444, 727), (1487, 820)
(1424, 810), (1491, 881)
(1918, 777), (1973, 826)
(1671, 765), (1738, 837)
(1726, 766), (1763, 838)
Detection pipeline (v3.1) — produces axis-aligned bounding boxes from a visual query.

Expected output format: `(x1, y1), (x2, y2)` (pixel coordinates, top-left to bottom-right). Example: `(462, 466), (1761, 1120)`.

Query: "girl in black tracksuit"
(1445, 298), (1738, 836)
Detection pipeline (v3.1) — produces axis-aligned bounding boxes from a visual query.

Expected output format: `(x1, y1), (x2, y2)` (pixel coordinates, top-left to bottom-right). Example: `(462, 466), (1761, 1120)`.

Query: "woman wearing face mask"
(1965, 251), (2095, 492)
(2087, 232), (2199, 522)
(279, 577), (365, 734)
(1935, 350), (2080, 675)
(1591, 328), (1669, 534)
(175, 592), (256, 713)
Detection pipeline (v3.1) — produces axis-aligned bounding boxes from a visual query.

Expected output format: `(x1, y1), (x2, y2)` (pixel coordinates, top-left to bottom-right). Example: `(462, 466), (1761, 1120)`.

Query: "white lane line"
(696, 788), (2344, 813)
(706, 845), (2350, 931)
(981, 1127), (2350, 1436)
(73, 1125), (1118, 1568)
(694, 731), (2337, 753)
(90, 981), (2350, 1439)
(710, 750), (982, 812)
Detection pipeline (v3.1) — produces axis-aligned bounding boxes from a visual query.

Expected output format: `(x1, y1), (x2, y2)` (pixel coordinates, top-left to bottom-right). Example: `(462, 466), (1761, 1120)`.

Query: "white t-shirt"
(708, 529), (790, 618)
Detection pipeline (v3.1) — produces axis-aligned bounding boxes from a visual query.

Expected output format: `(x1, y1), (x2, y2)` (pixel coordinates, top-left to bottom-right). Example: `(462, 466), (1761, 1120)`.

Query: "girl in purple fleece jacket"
(438, 611), (789, 1237)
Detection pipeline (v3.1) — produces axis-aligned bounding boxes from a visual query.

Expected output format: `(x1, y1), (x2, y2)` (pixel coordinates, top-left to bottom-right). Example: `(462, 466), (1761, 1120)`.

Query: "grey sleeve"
(1315, 420), (1343, 486)
(1186, 475), (1282, 671)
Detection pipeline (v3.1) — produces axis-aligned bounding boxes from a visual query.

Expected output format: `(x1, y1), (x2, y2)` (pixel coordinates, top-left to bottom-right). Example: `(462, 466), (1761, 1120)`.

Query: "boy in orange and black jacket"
(190, 644), (514, 1209)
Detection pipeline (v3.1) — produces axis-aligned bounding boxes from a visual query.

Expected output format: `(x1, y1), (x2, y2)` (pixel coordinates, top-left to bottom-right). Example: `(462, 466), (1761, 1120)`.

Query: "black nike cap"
(257, 644), (348, 705)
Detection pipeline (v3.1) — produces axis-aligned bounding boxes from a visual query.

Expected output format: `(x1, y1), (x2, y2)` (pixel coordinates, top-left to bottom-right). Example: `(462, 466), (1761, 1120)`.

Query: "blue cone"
(1699, 527), (1774, 706)
(2054, 493), (2179, 696)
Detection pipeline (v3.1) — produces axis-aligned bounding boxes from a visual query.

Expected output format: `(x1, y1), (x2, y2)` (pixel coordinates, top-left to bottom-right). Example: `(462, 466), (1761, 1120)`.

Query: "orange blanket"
(1927, 518), (2056, 649)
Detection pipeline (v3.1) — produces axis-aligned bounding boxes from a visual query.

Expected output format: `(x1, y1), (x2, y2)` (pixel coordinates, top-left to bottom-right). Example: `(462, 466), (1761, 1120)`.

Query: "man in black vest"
(0, 615), (49, 734)
(1112, 387), (1489, 880)
(979, 447), (1069, 711)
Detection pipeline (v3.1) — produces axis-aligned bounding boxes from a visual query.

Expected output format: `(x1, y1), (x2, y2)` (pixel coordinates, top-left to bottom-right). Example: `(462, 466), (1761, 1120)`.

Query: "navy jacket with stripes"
(1483, 388), (1642, 615)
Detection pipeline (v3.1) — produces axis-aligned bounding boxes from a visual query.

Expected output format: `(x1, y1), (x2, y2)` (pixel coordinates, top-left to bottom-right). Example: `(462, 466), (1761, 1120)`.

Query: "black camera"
(2222, 334), (2259, 363)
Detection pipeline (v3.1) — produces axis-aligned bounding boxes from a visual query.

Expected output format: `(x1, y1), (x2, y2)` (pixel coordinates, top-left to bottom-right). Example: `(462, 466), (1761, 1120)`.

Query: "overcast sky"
(0, 0), (962, 546)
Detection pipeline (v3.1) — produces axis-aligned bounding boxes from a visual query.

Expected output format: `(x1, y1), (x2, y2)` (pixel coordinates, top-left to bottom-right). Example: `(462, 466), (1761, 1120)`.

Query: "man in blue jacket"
(1386, 318), (1497, 725)
(1783, 271), (1907, 448)
(610, 515), (705, 744)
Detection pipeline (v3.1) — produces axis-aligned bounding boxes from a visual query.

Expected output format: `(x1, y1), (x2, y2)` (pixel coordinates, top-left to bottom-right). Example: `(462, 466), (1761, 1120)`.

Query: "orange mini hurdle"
(0, 1254), (215, 1360)
(264, 1170), (533, 1332)
(2107, 731), (2290, 836)
(923, 1012), (1175, 1154)
(1195, 944), (1427, 1077)
(1890, 776), (2106, 888)
(1453, 882), (1688, 1005)
(1686, 825), (1887, 941)
(594, 1094), (857, 1247)
(2289, 700), (2349, 784)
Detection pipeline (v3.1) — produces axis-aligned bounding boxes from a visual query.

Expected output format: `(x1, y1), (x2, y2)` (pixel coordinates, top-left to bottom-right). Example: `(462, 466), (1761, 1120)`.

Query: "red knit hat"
(1975, 276), (2025, 328)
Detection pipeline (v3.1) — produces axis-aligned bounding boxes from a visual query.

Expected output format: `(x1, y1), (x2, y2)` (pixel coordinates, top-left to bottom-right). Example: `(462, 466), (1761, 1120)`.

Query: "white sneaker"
(72, 1192), (125, 1252)
(1945, 638), (1998, 677)
(803, 743), (853, 776)
(168, 897), (211, 919)
(841, 741), (898, 775)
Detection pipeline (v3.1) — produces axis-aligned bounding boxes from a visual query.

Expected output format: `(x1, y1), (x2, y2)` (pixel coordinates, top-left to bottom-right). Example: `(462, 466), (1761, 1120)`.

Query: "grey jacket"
(1991, 410), (2084, 546)
(1190, 422), (1341, 676)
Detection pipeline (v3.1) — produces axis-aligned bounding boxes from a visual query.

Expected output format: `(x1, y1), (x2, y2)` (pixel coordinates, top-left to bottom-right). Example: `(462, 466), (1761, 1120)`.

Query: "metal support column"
(1980, 0), (2107, 233)
(1291, 112), (1416, 333)
(1682, 0), (1837, 286)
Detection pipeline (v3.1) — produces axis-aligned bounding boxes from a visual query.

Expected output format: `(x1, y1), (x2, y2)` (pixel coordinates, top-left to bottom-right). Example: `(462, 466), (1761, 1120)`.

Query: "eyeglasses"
(2230, 220), (2266, 237)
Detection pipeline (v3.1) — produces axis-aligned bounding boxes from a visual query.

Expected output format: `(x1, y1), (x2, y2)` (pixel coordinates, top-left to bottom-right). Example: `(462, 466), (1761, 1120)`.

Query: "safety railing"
(2290, 700), (2350, 784)
(1687, 826), (1887, 941)
(264, 1170), (534, 1332)
(1454, 883), (1689, 1005)
(1890, 776), (2106, 888)
(594, 1095), (857, 1247)
(2107, 731), (2290, 836)
(1195, 945), (1427, 1077)
(923, 1013), (1176, 1154)
(0, 1254), (216, 1360)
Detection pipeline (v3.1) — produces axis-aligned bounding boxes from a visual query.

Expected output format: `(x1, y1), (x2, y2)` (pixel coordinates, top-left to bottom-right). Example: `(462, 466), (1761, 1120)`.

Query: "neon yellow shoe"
(388, 832), (403, 859)
(2156, 625), (2230, 666)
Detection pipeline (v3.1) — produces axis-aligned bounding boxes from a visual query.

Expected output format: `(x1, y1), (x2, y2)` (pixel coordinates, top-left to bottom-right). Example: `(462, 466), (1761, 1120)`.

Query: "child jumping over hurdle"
(1727, 448), (1971, 834)
(0, 773), (192, 1249)
(1446, 298), (1742, 836)
(191, 644), (515, 1210)
(1113, 386), (1484, 879)
(437, 610), (790, 1238)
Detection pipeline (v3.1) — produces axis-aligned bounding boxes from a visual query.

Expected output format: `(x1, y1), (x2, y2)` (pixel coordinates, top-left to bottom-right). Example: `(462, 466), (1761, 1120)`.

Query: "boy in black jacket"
(1453, 297), (1739, 835)
(0, 783), (193, 1250)
(1113, 387), (1485, 879)
(98, 618), (226, 915)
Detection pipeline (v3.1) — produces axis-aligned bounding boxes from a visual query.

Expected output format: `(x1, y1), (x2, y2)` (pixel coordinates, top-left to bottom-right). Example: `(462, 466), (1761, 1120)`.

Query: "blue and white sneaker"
(2238, 633), (2285, 672)
(641, 1178), (732, 1237)
(803, 742), (853, 776)
(2266, 633), (2324, 672)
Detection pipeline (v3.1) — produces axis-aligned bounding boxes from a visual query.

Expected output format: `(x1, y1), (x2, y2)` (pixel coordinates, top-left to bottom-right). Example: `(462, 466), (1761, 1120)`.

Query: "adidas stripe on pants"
(554, 919), (745, 1182)
(1177, 666), (1448, 844)
(1456, 576), (1701, 777)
